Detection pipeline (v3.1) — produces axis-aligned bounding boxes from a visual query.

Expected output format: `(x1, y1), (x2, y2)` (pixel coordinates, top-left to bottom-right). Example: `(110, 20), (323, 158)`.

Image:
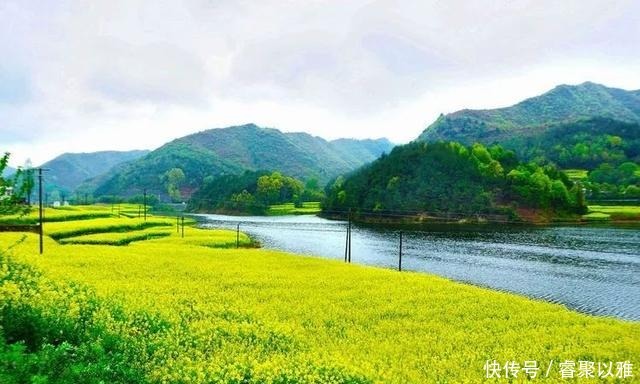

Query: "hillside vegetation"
(418, 82), (640, 144)
(1, 212), (638, 382)
(500, 117), (640, 168)
(41, 150), (149, 196)
(417, 83), (640, 206)
(92, 124), (394, 199)
(189, 171), (324, 215)
(324, 141), (586, 221)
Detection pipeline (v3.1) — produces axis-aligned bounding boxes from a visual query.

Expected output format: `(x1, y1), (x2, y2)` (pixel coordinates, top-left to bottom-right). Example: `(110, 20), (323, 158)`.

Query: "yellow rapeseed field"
(0, 210), (638, 383)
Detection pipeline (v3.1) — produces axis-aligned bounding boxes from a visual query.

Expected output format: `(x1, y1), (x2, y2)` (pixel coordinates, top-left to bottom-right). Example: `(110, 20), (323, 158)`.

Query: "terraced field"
(267, 202), (322, 215)
(584, 205), (640, 221)
(0, 207), (638, 383)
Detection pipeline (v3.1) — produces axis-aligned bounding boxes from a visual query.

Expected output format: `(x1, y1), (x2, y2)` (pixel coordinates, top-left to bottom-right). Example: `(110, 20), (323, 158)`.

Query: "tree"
(256, 172), (303, 205)
(551, 180), (570, 206)
(17, 159), (35, 205)
(228, 190), (257, 212)
(256, 173), (284, 204)
(324, 141), (586, 218)
(624, 185), (640, 198)
(0, 152), (30, 215)
(163, 168), (186, 202)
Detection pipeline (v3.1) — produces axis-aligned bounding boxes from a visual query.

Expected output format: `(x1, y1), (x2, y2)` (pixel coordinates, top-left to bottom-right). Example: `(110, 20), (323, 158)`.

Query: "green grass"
(586, 205), (640, 221)
(1, 213), (638, 382)
(267, 201), (321, 215)
(563, 169), (589, 180)
(581, 212), (611, 221)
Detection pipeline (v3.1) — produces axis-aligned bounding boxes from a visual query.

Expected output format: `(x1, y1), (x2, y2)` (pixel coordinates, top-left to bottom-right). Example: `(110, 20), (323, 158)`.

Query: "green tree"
(256, 172), (303, 205)
(551, 180), (570, 206)
(624, 185), (640, 198)
(163, 168), (186, 202)
(257, 173), (284, 204)
(301, 177), (324, 202)
(228, 190), (257, 212)
(0, 153), (30, 215)
(324, 141), (585, 218)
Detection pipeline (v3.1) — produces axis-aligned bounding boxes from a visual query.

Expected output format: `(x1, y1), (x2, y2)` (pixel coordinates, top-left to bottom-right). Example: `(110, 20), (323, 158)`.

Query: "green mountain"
(418, 82), (640, 144)
(500, 117), (640, 169)
(41, 150), (149, 196)
(324, 141), (585, 222)
(92, 124), (394, 199)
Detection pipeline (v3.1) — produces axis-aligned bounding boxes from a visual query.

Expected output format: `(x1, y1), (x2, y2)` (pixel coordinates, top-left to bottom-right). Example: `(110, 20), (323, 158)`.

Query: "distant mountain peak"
(39, 149), (150, 194)
(418, 82), (640, 144)
(91, 125), (395, 198)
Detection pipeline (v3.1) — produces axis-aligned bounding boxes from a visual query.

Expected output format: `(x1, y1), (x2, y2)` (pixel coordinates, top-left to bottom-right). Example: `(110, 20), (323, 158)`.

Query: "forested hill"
(418, 82), (640, 144)
(500, 117), (640, 169)
(40, 150), (149, 195)
(324, 141), (586, 222)
(92, 124), (394, 198)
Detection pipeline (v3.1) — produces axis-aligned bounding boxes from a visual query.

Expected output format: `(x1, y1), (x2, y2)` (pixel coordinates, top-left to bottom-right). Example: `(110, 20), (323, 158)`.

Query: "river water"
(197, 214), (640, 321)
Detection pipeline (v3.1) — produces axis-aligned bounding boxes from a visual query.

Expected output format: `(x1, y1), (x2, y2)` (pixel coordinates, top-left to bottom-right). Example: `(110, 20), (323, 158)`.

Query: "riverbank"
(320, 204), (640, 226)
(190, 201), (322, 217)
(1, 210), (638, 382)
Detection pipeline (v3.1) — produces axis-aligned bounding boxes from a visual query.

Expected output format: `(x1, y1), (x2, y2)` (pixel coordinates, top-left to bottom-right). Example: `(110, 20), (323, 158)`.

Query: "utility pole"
(344, 220), (349, 262)
(347, 209), (352, 263)
(26, 168), (32, 205)
(143, 189), (147, 221)
(398, 231), (403, 271)
(38, 168), (44, 254)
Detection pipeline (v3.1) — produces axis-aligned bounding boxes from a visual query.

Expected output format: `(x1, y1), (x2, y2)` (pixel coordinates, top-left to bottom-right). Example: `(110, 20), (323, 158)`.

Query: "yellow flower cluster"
(0, 212), (638, 383)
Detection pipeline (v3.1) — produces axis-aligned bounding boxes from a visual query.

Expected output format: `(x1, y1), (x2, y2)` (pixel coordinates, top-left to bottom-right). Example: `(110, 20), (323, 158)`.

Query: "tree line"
(0, 153), (34, 215)
(323, 141), (587, 219)
(188, 171), (324, 214)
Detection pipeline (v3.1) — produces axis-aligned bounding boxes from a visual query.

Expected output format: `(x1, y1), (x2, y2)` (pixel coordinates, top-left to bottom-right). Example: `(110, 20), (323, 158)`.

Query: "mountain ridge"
(418, 82), (640, 144)
(91, 124), (394, 199)
(40, 150), (150, 196)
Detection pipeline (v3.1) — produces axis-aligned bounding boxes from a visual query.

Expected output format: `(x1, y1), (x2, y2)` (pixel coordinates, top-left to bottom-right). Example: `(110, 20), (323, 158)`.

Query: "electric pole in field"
(143, 188), (147, 221)
(398, 231), (403, 271)
(37, 168), (48, 254)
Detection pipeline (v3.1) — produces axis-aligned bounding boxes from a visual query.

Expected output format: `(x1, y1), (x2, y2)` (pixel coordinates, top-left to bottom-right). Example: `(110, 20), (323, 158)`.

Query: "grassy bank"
(267, 202), (322, 216)
(0, 213), (638, 382)
(583, 205), (640, 222)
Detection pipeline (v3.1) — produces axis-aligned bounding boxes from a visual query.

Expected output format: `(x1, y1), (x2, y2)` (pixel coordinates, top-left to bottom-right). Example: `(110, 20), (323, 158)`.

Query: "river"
(196, 214), (640, 321)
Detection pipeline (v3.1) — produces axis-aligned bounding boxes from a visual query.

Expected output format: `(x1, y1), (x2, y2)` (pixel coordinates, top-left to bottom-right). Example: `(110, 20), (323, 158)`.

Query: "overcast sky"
(1, 0), (639, 166)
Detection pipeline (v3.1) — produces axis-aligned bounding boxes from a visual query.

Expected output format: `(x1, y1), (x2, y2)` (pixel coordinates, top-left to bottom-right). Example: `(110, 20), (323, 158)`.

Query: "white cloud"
(0, 0), (639, 166)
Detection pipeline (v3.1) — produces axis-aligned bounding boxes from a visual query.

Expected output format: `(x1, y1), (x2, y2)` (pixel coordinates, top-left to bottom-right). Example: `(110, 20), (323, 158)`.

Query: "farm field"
(584, 205), (640, 221)
(0, 204), (149, 225)
(0, 209), (639, 383)
(267, 202), (322, 216)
